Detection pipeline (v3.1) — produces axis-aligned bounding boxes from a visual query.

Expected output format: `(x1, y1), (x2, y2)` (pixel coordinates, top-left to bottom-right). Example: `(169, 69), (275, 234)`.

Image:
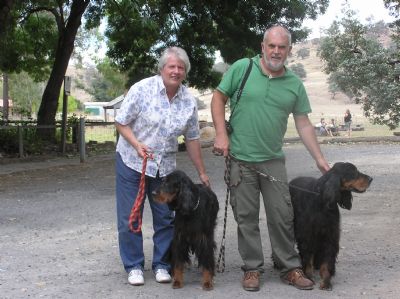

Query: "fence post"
(60, 76), (71, 154)
(18, 125), (24, 158)
(79, 117), (86, 163)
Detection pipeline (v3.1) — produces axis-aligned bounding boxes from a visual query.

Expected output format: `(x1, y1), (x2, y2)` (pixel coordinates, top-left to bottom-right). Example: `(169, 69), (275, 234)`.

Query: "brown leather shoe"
(281, 268), (314, 290)
(242, 271), (260, 291)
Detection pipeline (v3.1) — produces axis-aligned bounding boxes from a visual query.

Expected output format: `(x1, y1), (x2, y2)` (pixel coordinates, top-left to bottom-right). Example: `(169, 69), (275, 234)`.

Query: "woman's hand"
(134, 141), (151, 159)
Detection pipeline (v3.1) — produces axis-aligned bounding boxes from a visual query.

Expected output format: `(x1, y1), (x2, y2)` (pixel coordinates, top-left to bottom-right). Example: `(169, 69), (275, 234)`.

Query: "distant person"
(211, 25), (330, 292)
(315, 118), (332, 137)
(316, 118), (330, 136)
(327, 118), (338, 136)
(344, 109), (352, 137)
(115, 46), (210, 286)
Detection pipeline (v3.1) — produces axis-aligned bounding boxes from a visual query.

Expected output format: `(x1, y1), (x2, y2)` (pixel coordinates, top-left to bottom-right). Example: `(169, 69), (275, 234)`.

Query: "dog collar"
(192, 196), (200, 211)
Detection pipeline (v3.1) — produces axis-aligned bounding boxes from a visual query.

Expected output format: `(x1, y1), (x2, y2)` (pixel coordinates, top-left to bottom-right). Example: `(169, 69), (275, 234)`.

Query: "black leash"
(216, 155), (242, 273)
(229, 155), (321, 196)
(216, 154), (320, 273)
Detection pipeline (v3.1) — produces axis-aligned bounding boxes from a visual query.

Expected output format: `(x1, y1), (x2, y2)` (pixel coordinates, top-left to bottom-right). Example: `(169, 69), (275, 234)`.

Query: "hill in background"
(196, 40), (365, 126)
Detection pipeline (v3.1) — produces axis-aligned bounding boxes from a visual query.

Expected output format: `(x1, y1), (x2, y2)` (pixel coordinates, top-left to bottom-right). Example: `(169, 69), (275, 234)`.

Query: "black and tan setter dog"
(153, 170), (219, 290)
(289, 162), (372, 291)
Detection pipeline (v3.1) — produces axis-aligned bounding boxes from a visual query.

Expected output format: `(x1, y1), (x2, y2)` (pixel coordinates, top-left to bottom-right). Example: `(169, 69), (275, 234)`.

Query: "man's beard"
(262, 53), (285, 72)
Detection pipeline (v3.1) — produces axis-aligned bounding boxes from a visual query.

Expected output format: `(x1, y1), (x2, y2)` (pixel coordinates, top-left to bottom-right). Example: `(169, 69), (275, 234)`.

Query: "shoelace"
(244, 271), (259, 280)
(287, 269), (306, 281)
(129, 269), (143, 276)
(156, 269), (168, 275)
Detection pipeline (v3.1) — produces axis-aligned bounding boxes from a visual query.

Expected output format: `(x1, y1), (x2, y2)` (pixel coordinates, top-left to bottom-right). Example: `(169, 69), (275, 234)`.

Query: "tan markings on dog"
(304, 255), (314, 281)
(319, 263), (332, 290)
(195, 233), (208, 246)
(172, 265), (184, 289)
(342, 177), (370, 192)
(202, 269), (214, 291)
(153, 192), (177, 204)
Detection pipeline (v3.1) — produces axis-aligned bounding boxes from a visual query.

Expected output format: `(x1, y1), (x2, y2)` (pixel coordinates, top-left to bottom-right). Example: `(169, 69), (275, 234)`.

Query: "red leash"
(128, 153), (152, 233)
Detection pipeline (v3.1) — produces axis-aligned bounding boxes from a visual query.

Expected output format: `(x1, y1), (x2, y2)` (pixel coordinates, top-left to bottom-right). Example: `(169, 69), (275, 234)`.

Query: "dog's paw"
(172, 280), (183, 289)
(202, 281), (214, 291)
(319, 281), (332, 291)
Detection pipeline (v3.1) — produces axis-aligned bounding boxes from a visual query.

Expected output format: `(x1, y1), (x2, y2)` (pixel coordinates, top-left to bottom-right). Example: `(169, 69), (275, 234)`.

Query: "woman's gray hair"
(263, 25), (292, 45)
(157, 47), (191, 75)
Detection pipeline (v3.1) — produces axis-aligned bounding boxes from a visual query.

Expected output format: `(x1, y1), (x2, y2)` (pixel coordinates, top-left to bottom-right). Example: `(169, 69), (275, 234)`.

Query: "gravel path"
(1, 142), (399, 299)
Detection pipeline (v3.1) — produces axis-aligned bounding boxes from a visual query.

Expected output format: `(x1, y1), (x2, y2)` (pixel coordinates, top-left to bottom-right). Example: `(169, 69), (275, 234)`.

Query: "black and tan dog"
(289, 162), (372, 290)
(153, 170), (219, 290)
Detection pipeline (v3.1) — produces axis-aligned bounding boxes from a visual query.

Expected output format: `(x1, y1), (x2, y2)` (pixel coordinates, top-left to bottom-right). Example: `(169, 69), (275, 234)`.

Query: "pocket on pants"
(228, 161), (241, 221)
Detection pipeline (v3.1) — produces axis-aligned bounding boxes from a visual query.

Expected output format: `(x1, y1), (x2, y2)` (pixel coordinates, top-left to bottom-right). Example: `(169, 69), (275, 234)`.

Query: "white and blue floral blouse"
(116, 75), (200, 177)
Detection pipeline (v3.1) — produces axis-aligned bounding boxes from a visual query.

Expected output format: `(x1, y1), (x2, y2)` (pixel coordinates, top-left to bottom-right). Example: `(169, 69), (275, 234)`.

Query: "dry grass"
(195, 40), (397, 138)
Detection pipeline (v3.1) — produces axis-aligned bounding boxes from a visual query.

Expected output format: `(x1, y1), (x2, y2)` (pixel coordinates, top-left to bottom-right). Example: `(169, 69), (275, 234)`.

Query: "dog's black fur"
(153, 170), (219, 290)
(289, 162), (372, 290)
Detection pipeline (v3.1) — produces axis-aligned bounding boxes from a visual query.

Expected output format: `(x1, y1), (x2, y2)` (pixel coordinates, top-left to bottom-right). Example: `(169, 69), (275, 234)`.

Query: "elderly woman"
(115, 47), (209, 286)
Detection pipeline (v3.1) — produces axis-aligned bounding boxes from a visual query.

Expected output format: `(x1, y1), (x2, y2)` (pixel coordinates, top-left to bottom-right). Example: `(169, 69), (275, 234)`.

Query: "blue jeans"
(115, 153), (174, 273)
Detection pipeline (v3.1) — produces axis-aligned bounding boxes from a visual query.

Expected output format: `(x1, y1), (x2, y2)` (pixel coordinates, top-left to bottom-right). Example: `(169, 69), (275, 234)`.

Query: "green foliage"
(67, 113), (79, 142)
(289, 63), (307, 79)
(57, 93), (82, 114)
(327, 74), (340, 99)
(105, 0), (329, 88)
(318, 7), (400, 129)
(2, 0), (330, 131)
(0, 125), (44, 155)
(8, 72), (45, 118)
(90, 58), (127, 101)
(1, 0), (106, 138)
(0, 5), (58, 80)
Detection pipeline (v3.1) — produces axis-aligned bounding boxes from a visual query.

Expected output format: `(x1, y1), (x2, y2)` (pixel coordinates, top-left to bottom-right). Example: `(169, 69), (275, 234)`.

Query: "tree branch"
(21, 6), (63, 33)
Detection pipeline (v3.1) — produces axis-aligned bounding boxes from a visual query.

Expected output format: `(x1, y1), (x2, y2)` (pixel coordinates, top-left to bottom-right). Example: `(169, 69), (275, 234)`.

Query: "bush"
(0, 125), (45, 156)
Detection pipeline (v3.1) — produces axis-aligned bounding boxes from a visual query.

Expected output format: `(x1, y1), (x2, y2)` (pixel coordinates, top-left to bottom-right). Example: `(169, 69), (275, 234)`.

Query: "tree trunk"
(2, 72), (9, 121)
(0, 0), (14, 35)
(36, 0), (89, 140)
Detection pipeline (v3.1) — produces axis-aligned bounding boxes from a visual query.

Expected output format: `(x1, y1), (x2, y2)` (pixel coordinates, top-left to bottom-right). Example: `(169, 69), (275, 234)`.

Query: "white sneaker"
(154, 268), (172, 283)
(128, 269), (144, 286)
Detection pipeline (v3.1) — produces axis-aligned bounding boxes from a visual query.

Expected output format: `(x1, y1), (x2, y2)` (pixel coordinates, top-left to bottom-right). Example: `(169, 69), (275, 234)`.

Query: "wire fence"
(0, 118), (117, 161)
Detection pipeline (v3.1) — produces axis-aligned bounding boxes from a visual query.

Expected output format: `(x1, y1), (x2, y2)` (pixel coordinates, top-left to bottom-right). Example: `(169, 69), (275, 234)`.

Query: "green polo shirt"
(217, 56), (311, 162)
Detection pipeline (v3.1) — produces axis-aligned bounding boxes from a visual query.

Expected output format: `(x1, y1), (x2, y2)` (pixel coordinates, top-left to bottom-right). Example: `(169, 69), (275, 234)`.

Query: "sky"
(304, 0), (396, 39)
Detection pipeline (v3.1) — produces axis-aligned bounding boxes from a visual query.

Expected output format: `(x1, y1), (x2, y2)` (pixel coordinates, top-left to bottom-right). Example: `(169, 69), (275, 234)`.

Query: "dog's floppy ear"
(177, 176), (197, 215)
(321, 172), (342, 209)
(338, 190), (353, 210)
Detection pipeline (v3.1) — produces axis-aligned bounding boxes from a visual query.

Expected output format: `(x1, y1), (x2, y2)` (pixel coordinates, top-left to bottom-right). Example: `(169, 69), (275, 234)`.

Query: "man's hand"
(199, 173), (210, 187)
(213, 133), (230, 157)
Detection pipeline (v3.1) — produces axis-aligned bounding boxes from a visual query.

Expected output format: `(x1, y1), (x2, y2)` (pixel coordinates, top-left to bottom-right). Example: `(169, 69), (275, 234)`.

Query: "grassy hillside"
(196, 41), (394, 138)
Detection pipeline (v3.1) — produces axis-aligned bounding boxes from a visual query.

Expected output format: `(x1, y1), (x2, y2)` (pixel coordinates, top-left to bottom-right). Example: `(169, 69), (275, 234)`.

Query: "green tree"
(289, 63), (307, 79)
(318, 8), (400, 129)
(89, 58), (127, 102)
(57, 94), (81, 114)
(105, 0), (329, 89)
(1, 0), (330, 140)
(0, 0), (104, 140)
(8, 72), (45, 118)
(327, 73), (341, 100)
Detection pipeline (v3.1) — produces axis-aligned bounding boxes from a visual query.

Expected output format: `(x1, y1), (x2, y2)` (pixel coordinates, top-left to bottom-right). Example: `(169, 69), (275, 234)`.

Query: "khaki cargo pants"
(229, 157), (301, 275)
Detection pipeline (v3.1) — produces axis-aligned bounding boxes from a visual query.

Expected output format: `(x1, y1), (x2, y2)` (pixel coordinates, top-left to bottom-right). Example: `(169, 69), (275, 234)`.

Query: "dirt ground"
(1, 141), (400, 299)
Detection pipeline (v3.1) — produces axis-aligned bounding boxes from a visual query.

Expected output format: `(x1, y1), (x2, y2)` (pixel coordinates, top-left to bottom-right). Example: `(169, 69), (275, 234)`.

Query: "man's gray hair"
(158, 47), (191, 75)
(263, 25), (292, 45)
